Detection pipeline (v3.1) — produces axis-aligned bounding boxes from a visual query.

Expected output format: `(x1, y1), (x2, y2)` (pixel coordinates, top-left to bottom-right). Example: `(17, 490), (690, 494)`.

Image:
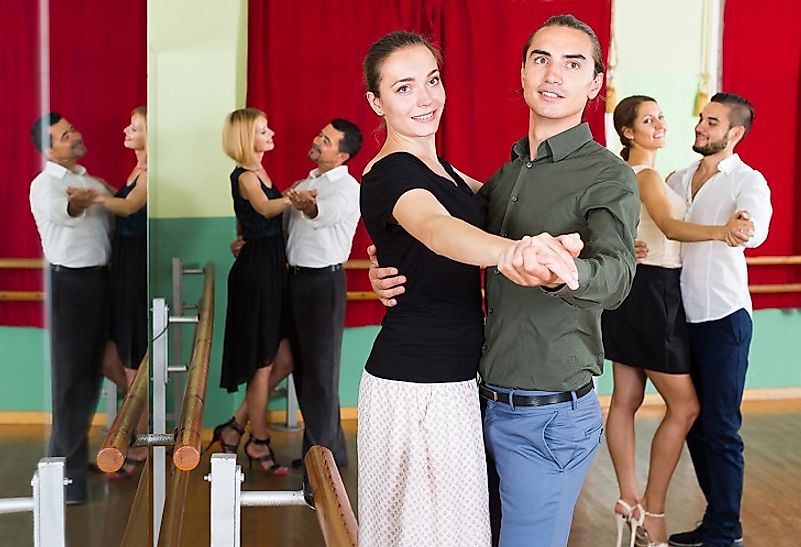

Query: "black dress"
(220, 167), (289, 392)
(108, 178), (147, 369)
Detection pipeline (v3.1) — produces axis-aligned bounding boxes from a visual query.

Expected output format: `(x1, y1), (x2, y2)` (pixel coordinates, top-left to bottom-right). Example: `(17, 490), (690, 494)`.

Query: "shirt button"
(511, 196), (519, 202)
(501, 232), (508, 237)
(525, 162), (533, 168)
(488, 307), (493, 314)
(493, 268), (500, 275)
(482, 344), (488, 351)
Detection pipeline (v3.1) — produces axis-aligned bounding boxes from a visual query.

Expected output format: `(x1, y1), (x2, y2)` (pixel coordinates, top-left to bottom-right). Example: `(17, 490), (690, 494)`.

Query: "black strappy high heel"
(206, 416), (244, 454)
(243, 435), (288, 476)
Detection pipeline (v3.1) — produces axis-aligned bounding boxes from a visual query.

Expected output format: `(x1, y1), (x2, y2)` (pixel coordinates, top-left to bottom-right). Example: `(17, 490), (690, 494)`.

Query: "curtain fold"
(247, 0), (611, 326)
(1, 1), (146, 327)
(722, 0), (801, 309)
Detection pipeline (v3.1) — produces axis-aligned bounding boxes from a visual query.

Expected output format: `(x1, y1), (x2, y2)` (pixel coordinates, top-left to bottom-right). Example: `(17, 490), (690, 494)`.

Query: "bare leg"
(100, 341), (128, 391)
(640, 371), (699, 542)
(226, 338), (293, 446)
(606, 362), (648, 512)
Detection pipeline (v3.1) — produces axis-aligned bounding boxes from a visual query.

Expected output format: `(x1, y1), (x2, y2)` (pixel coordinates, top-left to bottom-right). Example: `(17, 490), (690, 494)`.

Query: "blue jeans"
(483, 386), (603, 547)
(686, 309), (752, 546)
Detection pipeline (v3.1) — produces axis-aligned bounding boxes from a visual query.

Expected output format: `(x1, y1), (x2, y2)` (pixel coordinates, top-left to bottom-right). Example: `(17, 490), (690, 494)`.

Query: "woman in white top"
(601, 96), (754, 547)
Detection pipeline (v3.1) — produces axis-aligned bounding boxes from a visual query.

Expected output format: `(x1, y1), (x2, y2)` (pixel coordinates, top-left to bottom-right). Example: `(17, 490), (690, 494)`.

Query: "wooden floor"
(1, 399), (799, 546)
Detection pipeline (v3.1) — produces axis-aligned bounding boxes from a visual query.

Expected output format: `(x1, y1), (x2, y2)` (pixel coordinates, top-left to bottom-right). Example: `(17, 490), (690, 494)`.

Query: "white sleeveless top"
(632, 165), (685, 268)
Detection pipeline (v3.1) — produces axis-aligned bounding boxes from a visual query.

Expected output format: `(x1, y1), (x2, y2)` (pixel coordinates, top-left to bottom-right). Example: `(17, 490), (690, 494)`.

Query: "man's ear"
(729, 125), (746, 146)
(336, 151), (350, 165)
(366, 92), (383, 117)
(587, 73), (603, 100)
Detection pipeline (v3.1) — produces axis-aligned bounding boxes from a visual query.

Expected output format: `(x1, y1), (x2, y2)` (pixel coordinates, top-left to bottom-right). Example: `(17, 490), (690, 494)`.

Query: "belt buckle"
(487, 386), (499, 402)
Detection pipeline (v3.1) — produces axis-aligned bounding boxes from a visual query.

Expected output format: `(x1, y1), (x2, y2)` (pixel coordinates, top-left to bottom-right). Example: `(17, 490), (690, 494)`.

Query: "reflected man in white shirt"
(283, 119), (362, 480)
(662, 93), (772, 547)
(29, 113), (113, 505)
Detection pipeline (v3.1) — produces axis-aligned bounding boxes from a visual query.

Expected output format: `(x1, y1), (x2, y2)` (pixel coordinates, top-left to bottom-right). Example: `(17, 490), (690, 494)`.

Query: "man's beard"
(692, 133), (729, 156)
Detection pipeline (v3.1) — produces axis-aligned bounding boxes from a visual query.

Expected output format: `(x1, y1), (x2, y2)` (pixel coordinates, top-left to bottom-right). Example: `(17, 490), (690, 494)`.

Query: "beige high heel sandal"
(614, 499), (639, 547)
(633, 505), (668, 547)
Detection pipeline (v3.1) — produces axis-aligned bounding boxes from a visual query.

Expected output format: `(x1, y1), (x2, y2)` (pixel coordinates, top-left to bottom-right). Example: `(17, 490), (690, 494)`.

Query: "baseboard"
(2, 387), (800, 426)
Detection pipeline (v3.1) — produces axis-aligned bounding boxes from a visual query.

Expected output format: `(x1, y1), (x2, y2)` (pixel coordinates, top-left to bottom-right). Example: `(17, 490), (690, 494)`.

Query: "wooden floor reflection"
(0, 399), (799, 546)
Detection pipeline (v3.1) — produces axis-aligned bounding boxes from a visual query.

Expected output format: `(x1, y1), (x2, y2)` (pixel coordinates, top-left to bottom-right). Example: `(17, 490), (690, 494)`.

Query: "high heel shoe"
(614, 499), (639, 547)
(206, 417), (244, 454)
(243, 435), (288, 476)
(633, 505), (668, 547)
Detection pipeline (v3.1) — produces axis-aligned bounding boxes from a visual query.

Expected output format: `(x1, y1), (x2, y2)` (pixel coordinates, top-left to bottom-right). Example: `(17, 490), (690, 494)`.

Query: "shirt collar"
(511, 122), (593, 163)
(717, 153), (742, 174)
(309, 164), (349, 181)
(44, 161), (87, 178)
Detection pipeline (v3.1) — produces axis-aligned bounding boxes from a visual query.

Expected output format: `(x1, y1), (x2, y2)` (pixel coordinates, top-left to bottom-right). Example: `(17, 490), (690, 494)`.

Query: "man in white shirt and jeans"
(662, 94), (772, 547)
(29, 113), (112, 505)
(283, 119), (362, 478)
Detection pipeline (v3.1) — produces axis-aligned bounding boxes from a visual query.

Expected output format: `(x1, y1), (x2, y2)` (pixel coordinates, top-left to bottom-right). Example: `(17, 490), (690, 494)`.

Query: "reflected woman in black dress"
(208, 108), (293, 475)
(94, 106), (149, 477)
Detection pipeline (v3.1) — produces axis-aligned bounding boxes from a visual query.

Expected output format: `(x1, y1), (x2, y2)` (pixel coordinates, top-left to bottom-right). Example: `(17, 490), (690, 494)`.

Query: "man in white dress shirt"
(284, 119), (362, 475)
(29, 113), (113, 505)
(664, 94), (772, 547)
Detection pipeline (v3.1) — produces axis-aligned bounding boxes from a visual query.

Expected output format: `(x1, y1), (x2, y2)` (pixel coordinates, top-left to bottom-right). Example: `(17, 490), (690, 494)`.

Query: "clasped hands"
(368, 232), (584, 307)
(285, 187), (318, 216)
(66, 186), (98, 215)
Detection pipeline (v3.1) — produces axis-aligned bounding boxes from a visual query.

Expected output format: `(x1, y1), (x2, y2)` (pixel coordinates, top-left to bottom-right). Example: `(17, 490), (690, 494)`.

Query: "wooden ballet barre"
(748, 283), (801, 294)
(746, 255), (801, 266)
(157, 467), (191, 547)
(96, 351), (149, 472)
(172, 262), (215, 471)
(0, 258), (44, 269)
(119, 459), (151, 547)
(305, 445), (358, 547)
(0, 290), (44, 302)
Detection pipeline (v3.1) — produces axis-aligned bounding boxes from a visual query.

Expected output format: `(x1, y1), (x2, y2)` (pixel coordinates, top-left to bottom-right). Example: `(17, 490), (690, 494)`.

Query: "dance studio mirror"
(1, 2), (148, 543)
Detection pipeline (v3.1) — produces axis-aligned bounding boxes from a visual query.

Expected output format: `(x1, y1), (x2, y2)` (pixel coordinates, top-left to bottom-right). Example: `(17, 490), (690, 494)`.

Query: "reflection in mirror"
(0, 2), (146, 545)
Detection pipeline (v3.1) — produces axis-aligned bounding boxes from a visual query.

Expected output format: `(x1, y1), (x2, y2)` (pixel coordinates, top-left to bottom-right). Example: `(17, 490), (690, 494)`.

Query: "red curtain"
(0, 1), (146, 327)
(722, 0), (801, 309)
(248, 0), (611, 326)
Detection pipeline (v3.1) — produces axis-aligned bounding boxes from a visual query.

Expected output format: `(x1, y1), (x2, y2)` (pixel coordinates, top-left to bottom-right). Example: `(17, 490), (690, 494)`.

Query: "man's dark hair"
(30, 112), (63, 153)
(331, 118), (363, 162)
(522, 14), (605, 77)
(710, 92), (754, 139)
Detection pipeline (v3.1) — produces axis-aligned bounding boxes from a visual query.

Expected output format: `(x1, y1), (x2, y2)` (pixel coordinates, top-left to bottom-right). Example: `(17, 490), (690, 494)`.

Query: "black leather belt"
(479, 381), (594, 407)
(50, 264), (106, 273)
(289, 263), (342, 275)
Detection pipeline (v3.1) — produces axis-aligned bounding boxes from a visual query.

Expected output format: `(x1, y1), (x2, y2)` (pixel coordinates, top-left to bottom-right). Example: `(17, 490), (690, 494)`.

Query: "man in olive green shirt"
(370, 15), (639, 547)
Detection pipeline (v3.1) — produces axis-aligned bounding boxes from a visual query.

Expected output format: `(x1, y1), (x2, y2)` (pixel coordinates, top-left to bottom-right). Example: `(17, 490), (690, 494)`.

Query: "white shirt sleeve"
(734, 171), (772, 248)
(308, 180), (360, 229)
(30, 178), (83, 227)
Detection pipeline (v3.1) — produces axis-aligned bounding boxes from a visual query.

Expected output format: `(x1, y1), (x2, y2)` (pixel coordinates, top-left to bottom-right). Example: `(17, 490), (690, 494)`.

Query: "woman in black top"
(357, 31), (580, 546)
(94, 106), (149, 478)
(208, 108), (293, 476)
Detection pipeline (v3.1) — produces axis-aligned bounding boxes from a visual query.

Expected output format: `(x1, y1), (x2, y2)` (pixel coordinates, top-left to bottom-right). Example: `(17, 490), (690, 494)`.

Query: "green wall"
(3, 305), (799, 416)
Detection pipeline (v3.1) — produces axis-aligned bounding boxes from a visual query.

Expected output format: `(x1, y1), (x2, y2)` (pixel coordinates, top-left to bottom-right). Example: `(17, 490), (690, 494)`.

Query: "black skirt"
(220, 235), (290, 392)
(108, 234), (148, 369)
(601, 264), (690, 374)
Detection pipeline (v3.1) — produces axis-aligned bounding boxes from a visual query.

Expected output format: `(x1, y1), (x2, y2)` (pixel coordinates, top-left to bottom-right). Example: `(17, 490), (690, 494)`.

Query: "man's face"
(520, 25), (602, 125)
(47, 118), (86, 164)
(692, 102), (735, 156)
(308, 123), (347, 169)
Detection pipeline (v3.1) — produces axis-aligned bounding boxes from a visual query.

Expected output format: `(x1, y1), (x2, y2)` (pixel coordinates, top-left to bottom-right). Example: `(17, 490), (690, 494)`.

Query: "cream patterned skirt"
(357, 371), (491, 547)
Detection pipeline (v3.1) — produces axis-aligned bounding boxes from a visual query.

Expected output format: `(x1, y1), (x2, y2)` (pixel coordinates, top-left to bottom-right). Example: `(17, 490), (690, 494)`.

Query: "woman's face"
(123, 113), (147, 151)
(367, 45), (445, 139)
(626, 101), (667, 150)
(253, 116), (275, 153)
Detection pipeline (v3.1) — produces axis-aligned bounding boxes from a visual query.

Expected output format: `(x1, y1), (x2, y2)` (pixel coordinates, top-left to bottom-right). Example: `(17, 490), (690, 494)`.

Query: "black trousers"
(46, 267), (106, 496)
(289, 268), (348, 466)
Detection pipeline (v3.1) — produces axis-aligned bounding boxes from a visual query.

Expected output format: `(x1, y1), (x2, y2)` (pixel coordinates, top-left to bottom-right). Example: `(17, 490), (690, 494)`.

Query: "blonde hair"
(222, 108), (266, 164)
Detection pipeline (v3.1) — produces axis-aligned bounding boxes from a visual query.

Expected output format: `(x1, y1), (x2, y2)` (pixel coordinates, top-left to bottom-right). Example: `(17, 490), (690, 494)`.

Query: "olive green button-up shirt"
(478, 123), (640, 391)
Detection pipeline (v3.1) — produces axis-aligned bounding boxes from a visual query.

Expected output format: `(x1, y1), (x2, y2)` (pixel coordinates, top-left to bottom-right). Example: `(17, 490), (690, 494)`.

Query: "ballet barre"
(207, 446), (357, 547)
(0, 458), (66, 547)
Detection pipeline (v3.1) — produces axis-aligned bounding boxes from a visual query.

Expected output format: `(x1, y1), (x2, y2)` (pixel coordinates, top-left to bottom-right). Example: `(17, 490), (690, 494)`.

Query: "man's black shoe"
(302, 479), (315, 510)
(668, 524), (743, 547)
(65, 485), (87, 506)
